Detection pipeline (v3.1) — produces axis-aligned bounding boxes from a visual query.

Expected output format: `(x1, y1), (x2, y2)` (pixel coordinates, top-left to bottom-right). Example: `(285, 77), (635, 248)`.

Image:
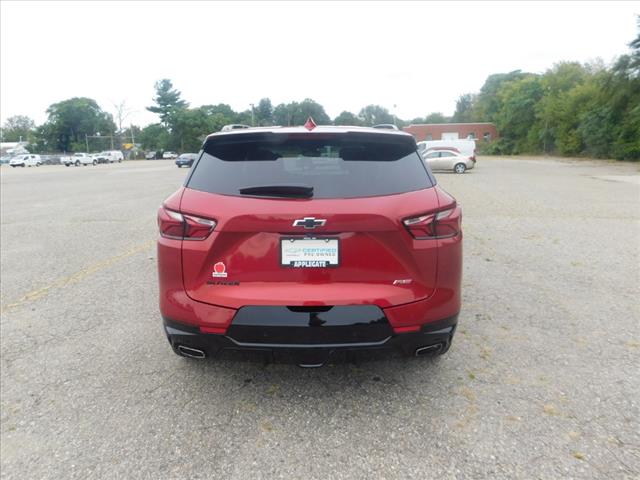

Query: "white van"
(417, 139), (477, 160)
(10, 154), (41, 167)
(97, 150), (124, 163)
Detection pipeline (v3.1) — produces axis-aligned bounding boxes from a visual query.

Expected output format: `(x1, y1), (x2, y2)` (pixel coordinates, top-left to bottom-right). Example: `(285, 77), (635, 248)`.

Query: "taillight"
(157, 207), (216, 240)
(403, 204), (460, 239)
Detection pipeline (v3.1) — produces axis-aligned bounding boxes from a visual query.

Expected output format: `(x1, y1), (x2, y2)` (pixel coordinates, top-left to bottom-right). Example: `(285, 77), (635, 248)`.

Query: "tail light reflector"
(403, 204), (460, 239)
(158, 207), (216, 240)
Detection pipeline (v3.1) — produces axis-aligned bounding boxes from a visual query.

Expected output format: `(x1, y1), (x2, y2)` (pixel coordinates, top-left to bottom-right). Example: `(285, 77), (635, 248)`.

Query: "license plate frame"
(280, 237), (340, 268)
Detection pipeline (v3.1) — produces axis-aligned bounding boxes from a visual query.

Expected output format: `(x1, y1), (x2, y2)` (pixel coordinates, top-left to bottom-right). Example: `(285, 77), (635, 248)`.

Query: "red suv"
(157, 124), (462, 366)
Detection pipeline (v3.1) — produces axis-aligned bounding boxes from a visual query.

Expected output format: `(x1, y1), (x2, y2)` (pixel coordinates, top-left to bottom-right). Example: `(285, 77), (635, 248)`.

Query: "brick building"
(403, 123), (498, 142)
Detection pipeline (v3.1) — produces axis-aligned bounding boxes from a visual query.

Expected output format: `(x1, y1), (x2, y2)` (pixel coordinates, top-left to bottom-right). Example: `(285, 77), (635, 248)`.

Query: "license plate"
(280, 238), (339, 268)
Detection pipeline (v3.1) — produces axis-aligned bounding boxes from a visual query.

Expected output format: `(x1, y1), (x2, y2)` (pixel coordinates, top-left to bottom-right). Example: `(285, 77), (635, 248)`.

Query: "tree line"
(2, 21), (637, 160)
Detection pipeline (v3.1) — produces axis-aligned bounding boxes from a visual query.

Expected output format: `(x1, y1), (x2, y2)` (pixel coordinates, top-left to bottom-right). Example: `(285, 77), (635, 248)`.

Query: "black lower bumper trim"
(228, 305), (393, 345)
(163, 312), (458, 365)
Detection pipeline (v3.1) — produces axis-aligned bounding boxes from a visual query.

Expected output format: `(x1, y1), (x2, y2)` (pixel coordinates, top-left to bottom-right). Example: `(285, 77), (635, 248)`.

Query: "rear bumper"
(163, 312), (457, 365)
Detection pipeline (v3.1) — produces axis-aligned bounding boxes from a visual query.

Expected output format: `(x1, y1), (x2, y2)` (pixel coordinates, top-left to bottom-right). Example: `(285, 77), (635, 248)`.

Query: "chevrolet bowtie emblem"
(292, 217), (327, 229)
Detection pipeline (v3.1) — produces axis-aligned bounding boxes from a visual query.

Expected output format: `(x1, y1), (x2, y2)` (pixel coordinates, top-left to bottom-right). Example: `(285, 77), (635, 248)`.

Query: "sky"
(1, 1), (638, 128)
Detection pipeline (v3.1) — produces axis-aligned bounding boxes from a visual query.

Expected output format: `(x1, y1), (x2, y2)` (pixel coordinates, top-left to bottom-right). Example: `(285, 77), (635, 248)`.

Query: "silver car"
(422, 149), (476, 174)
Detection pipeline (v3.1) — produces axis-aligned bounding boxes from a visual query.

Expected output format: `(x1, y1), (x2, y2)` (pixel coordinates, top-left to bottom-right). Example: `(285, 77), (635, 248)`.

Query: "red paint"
(158, 184), (462, 330)
(199, 326), (228, 334)
(393, 325), (421, 333)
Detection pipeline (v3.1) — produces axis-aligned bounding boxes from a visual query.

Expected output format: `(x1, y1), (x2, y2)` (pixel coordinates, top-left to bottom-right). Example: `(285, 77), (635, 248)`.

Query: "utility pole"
(85, 134), (89, 152)
(250, 103), (255, 126)
(130, 125), (136, 160)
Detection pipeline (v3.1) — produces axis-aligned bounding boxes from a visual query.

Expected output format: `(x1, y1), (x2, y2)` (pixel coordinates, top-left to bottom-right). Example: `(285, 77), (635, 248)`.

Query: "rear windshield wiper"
(238, 184), (314, 198)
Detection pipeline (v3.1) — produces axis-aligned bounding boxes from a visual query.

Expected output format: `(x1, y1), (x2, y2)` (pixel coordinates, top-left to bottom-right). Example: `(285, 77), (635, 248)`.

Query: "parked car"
(95, 150), (124, 163)
(145, 151), (157, 160)
(157, 122), (462, 366)
(161, 151), (177, 159)
(39, 155), (61, 165)
(61, 152), (95, 166)
(175, 153), (198, 168)
(220, 124), (250, 132)
(89, 153), (104, 163)
(421, 149), (475, 174)
(10, 154), (41, 167)
(417, 139), (477, 160)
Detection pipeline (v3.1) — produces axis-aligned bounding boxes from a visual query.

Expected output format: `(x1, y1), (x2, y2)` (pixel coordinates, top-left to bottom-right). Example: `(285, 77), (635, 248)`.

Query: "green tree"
(41, 97), (116, 152)
(255, 98), (273, 126)
(1, 115), (36, 142)
(272, 99), (330, 126)
(171, 109), (209, 151)
(495, 75), (544, 153)
(534, 62), (591, 153)
(235, 109), (254, 126)
(452, 94), (476, 123)
(358, 105), (394, 126)
(200, 103), (235, 118)
(146, 79), (188, 127)
(604, 26), (640, 160)
(171, 105), (239, 151)
(423, 112), (448, 124)
(473, 70), (529, 121)
(627, 16), (640, 74)
(333, 111), (363, 126)
(296, 99), (331, 124)
(273, 103), (296, 125)
(138, 123), (171, 151)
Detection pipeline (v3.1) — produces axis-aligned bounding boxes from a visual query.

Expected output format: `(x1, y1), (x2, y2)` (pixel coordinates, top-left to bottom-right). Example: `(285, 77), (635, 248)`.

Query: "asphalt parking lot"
(1, 157), (639, 479)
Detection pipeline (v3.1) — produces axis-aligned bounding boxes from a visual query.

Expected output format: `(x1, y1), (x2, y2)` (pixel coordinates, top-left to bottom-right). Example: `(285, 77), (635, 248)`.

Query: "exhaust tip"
(415, 344), (443, 357)
(177, 345), (206, 359)
(298, 362), (324, 368)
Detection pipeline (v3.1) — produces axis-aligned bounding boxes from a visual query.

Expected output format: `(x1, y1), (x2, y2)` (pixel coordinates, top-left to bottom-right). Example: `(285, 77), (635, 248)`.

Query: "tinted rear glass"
(187, 133), (432, 198)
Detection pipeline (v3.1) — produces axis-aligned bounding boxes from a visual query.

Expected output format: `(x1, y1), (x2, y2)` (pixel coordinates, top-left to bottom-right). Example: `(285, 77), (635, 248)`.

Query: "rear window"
(187, 133), (433, 199)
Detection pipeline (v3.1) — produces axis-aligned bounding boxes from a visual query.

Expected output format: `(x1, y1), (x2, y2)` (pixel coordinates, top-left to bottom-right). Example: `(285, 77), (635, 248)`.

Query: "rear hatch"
(178, 130), (440, 309)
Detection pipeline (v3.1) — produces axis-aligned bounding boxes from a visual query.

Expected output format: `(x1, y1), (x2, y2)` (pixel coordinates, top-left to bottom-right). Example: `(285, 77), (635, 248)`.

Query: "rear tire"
(454, 163), (466, 174)
(75, 160), (80, 167)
